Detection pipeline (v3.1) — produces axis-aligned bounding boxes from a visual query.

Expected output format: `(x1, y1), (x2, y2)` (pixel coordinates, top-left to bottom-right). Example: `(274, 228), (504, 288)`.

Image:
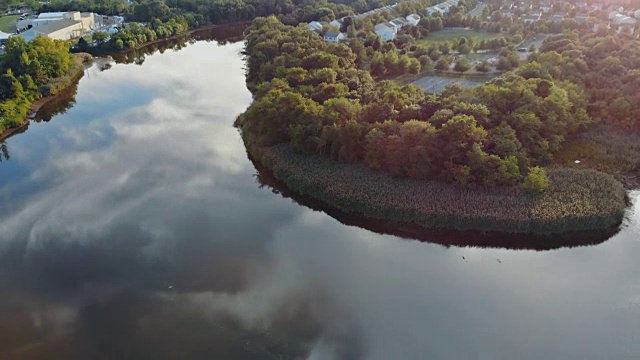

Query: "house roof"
(324, 30), (342, 38)
(375, 22), (395, 31)
(307, 21), (323, 31)
(33, 19), (81, 35)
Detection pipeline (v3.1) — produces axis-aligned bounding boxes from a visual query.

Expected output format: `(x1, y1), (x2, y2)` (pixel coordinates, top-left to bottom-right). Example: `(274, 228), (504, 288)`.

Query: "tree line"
(237, 17), (594, 192)
(0, 37), (77, 133)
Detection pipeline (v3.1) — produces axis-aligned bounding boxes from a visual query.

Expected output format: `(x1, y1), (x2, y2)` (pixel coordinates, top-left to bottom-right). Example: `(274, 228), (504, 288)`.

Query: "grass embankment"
(0, 15), (18, 33)
(0, 53), (89, 138)
(244, 136), (626, 234)
(417, 28), (502, 45)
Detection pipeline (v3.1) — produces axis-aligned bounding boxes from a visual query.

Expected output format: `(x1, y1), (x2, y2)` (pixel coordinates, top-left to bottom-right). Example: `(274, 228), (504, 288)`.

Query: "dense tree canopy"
(238, 18), (593, 191)
(0, 36), (75, 132)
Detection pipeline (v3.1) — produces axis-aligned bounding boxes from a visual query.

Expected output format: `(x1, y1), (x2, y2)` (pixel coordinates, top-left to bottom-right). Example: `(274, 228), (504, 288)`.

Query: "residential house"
(576, 2), (588, 8)
(390, 17), (410, 30)
(426, 0), (460, 16)
(324, 30), (345, 43)
(635, 10), (640, 19)
(539, 1), (552, 13)
(375, 22), (397, 42)
(524, 12), (542, 23)
(549, 14), (565, 22)
(329, 18), (343, 29)
(575, 13), (590, 22)
(406, 14), (420, 26)
(503, 10), (515, 17)
(612, 13), (637, 26)
(307, 21), (323, 33)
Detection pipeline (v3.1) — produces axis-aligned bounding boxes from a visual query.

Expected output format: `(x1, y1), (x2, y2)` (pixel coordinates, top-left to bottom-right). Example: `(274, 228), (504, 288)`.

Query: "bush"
(454, 58), (471, 73)
(523, 166), (549, 193)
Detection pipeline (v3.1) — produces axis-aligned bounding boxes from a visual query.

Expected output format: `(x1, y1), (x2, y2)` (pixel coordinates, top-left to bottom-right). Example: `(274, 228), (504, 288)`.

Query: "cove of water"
(0, 27), (639, 360)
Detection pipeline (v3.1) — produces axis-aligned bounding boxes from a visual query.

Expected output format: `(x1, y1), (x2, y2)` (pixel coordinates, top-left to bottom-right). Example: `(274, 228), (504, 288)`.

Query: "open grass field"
(418, 28), (502, 44)
(0, 15), (19, 33)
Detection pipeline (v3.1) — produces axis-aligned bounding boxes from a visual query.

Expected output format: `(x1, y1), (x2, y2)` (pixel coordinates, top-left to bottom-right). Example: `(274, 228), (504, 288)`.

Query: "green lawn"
(0, 15), (19, 33)
(418, 28), (502, 44)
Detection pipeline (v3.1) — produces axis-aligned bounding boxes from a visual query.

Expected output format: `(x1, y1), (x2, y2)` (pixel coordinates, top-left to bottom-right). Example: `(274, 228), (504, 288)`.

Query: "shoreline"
(250, 153), (621, 250)
(242, 131), (627, 235)
(82, 21), (251, 56)
(0, 54), (89, 143)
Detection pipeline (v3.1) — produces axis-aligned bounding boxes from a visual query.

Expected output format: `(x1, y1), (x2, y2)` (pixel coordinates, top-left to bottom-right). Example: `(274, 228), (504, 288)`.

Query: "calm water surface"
(1, 30), (640, 360)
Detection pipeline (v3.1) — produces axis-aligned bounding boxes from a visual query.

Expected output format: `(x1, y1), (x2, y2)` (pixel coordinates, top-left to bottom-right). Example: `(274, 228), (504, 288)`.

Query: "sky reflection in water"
(0, 36), (639, 360)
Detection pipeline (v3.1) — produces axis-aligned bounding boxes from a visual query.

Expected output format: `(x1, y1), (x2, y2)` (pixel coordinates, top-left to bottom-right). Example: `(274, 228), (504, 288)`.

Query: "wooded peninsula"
(236, 16), (636, 234)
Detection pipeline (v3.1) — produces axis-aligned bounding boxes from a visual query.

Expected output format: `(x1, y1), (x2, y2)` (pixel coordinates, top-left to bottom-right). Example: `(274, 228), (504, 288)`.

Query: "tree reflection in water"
(0, 141), (9, 162)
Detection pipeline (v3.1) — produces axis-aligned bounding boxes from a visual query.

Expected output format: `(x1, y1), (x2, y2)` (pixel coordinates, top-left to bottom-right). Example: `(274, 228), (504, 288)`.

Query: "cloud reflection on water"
(0, 37), (639, 360)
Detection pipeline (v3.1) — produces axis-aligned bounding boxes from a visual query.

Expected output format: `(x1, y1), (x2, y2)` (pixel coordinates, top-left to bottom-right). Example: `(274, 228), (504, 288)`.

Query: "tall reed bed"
(247, 138), (626, 234)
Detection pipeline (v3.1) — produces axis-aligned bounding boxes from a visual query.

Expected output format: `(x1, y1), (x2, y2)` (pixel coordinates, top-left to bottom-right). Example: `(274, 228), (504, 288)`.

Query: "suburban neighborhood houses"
(497, 0), (639, 36)
(304, 0), (640, 47)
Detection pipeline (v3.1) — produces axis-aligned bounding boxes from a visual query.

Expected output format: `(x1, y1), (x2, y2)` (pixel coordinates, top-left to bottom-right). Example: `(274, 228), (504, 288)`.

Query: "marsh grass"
(247, 138), (626, 234)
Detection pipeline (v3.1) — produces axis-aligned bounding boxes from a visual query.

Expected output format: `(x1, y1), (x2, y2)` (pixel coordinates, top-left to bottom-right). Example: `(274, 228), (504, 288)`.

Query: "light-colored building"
(540, 1), (552, 13)
(611, 13), (637, 26)
(524, 12), (542, 23)
(635, 10), (640, 19)
(406, 14), (420, 26)
(549, 14), (565, 22)
(307, 21), (323, 33)
(390, 17), (410, 30)
(575, 13), (590, 22)
(18, 11), (99, 32)
(19, 18), (85, 42)
(329, 18), (343, 29)
(323, 30), (345, 43)
(426, 0), (460, 16)
(375, 22), (397, 42)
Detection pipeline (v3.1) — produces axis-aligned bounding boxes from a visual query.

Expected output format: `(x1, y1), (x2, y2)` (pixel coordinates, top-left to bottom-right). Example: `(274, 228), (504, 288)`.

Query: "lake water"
(1, 28), (640, 360)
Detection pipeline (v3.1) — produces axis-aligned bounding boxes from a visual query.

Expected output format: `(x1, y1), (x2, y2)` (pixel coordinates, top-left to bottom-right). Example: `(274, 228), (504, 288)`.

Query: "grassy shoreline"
(243, 131), (627, 235)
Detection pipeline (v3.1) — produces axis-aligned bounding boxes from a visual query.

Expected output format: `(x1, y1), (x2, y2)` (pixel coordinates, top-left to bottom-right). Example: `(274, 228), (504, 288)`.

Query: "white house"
(307, 21), (323, 33)
(635, 10), (640, 19)
(524, 12), (542, 23)
(323, 30), (345, 43)
(406, 14), (420, 26)
(540, 1), (552, 13)
(390, 17), (410, 30)
(575, 13), (590, 22)
(375, 22), (397, 42)
(612, 13), (637, 26)
(329, 18), (343, 29)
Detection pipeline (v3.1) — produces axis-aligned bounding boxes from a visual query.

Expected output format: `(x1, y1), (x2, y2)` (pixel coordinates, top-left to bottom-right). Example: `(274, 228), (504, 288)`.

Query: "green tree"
(92, 31), (109, 46)
(523, 167), (549, 193)
(475, 60), (491, 73)
(435, 58), (451, 71)
(453, 58), (471, 73)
